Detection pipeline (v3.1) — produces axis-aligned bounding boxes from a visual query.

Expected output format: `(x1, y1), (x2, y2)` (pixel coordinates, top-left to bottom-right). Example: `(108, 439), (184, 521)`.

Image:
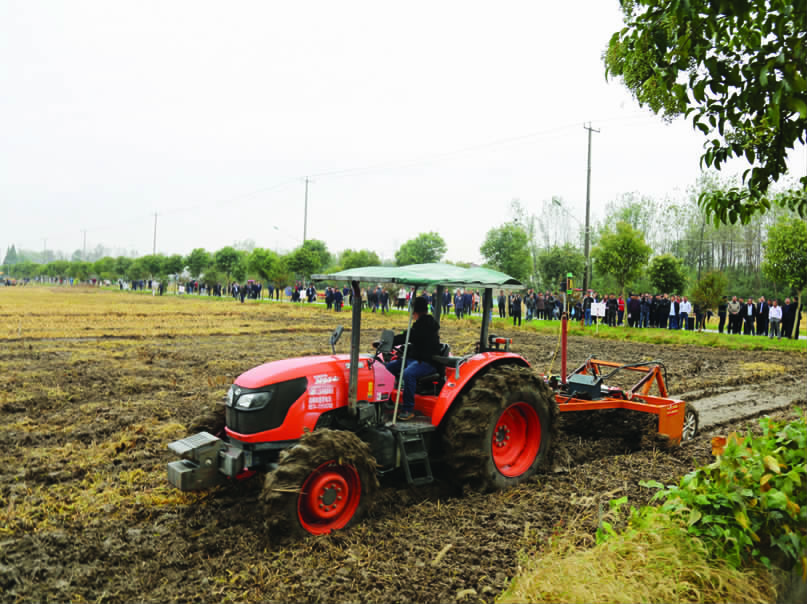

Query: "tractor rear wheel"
(441, 364), (557, 491)
(262, 429), (379, 539)
(681, 403), (699, 441)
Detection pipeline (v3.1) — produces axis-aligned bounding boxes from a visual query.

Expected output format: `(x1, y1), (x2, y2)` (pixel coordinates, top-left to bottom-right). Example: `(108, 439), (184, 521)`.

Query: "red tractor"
(167, 264), (694, 537)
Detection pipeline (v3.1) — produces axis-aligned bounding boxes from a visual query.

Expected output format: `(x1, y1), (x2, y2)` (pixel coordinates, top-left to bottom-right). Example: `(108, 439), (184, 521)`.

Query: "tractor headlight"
(234, 391), (272, 410)
(226, 385), (235, 407)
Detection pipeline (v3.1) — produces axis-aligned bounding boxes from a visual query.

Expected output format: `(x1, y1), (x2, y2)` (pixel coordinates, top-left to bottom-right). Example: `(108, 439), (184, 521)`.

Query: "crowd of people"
(97, 277), (801, 339)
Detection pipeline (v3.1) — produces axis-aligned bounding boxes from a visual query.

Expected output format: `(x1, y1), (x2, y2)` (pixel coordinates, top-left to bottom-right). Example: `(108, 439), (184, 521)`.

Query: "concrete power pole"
(82, 229), (87, 260)
(303, 177), (310, 243)
(583, 122), (599, 295)
(153, 213), (158, 255)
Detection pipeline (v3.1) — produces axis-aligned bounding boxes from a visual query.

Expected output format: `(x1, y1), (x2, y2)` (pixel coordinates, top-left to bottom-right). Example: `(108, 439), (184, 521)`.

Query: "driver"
(385, 296), (441, 420)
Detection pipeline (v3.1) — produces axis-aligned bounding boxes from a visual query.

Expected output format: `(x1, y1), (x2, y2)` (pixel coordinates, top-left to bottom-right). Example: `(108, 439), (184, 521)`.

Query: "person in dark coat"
(381, 297), (441, 421)
(511, 294), (522, 326)
(742, 298), (757, 335)
(756, 296), (769, 336)
(627, 294), (641, 328)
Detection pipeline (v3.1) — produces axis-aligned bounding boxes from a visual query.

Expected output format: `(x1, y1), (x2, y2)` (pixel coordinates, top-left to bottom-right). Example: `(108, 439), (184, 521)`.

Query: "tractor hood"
(235, 355), (357, 390)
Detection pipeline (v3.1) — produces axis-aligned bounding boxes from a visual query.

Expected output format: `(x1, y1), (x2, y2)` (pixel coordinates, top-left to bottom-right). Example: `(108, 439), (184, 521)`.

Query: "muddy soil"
(1, 310), (805, 603)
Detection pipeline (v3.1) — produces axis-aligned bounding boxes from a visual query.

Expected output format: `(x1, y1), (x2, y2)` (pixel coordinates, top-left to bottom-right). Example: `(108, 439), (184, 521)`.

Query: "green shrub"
(644, 414), (806, 570)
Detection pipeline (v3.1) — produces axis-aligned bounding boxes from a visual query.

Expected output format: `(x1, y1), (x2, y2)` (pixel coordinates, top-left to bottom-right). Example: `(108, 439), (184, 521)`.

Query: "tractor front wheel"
(442, 364), (557, 491)
(262, 429), (378, 539)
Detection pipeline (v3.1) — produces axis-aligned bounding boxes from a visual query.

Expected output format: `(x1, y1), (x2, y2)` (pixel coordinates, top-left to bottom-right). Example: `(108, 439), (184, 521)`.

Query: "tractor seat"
(430, 355), (463, 368)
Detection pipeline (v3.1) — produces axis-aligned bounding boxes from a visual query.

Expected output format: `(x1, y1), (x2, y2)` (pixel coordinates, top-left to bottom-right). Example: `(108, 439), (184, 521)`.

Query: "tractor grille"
(226, 377), (307, 435)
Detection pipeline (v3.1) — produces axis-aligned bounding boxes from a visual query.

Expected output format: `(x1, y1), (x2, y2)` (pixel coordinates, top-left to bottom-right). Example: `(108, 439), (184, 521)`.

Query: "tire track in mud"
(679, 378), (806, 430)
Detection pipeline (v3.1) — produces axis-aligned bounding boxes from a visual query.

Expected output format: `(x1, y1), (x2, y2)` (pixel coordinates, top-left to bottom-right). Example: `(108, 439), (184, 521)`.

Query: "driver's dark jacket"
(392, 314), (441, 363)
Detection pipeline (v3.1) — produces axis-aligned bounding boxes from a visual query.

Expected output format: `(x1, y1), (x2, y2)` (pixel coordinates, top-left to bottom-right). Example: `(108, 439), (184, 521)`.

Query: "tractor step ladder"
(390, 422), (434, 486)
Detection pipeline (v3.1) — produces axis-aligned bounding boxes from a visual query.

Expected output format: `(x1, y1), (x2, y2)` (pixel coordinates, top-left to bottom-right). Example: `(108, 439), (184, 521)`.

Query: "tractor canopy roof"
(312, 263), (522, 289)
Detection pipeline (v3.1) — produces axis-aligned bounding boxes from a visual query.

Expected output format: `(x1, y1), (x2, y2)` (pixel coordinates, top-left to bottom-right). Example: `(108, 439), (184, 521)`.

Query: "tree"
(248, 248), (280, 284)
(3, 245), (19, 265)
(186, 248), (211, 279)
(690, 270), (729, 317)
(162, 254), (185, 279)
(395, 232), (447, 265)
(591, 221), (652, 299)
(214, 246), (242, 283)
(762, 217), (807, 338)
(300, 239), (332, 273)
(536, 244), (585, 292)
(139, 254), (164, 279)
(648, 254), (687, 295)
(605, 0), (807, 224)
(480, 223), (531, 282)
(93, 256), (117, 281)
(285, 247), (320, 279)
(339, 249), (381, 270)
(114, 256), (133, 279)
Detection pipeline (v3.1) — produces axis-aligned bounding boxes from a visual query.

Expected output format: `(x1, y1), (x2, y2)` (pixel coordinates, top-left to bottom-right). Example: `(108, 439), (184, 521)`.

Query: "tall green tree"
(3, 245), (19, 265)
(536, 244), (585, 293)
(186, 248), (211, 279)
(648, 253), (687, 295)
(480, 223), (531, 282)
(300, 239), (332, 273)
(114, 256), (133, 279)
(285, 247), (320, 280)
(248, 248), (280, 284)
(139, 254), (164, 279)
(162, 254), (185, 277)
(339, 249), (381, 270)
(690, 270), (729, 317)
(394, 232), (447, 265)
(214, 246), (242, 283)
(591, 221), (652, 299)
(762, 217), (807, 338)
(93, 256), (117, 281)
(605, 0), (807, 223)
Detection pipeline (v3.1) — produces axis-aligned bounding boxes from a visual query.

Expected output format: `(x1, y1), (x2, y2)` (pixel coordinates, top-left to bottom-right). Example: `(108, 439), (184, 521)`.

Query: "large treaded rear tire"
(441, 364), (557, 491)
(262, 429), (379, 539)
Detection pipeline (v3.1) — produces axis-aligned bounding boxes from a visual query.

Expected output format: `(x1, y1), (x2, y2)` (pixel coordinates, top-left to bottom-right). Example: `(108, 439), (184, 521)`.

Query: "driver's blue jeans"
(385, 359), (436, 412)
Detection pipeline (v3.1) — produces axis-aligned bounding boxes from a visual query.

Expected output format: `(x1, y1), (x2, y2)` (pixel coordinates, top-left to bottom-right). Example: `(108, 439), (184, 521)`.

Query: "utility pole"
(303, 177), (310, 243)
(82, 229), (87, 260)
(583, 122), (600, 296)
(153, 213), (158, 255)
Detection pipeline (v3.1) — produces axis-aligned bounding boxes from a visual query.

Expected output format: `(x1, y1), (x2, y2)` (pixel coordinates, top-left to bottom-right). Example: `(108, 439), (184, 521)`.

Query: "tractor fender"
(428, 352), (530, 427)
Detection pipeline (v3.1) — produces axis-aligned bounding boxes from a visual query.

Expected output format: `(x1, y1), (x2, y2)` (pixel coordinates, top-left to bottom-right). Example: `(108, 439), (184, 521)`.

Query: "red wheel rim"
(491, 402), (541, 477)
(297, 460), (361, 535)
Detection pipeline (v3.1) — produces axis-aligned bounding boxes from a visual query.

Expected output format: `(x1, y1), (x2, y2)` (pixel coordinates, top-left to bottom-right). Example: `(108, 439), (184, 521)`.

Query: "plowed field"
(1, 288), (804, 603)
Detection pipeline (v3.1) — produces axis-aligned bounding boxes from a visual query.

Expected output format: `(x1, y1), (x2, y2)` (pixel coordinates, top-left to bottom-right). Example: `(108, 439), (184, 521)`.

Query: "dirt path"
(0, 306), (805, 603)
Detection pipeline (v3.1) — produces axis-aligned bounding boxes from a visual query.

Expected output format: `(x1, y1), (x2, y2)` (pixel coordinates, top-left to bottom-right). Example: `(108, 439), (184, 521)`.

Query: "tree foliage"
(690, 270), (729, 313)
(648, 253), (687, 294)
(762, 217), (807, 293)
(394, 232), (446, 266)
(762, 217), (807, 338)
(213, 246), (243, 282)
(591, 221), (652, 298)
(605, 0), (807, 223)
(285, 247), (320, 279)
(480, 223), (531, 282)
(536, 244), (585, 292)
(300, 239), (332, 273)
(248, 248), (280, 283)
(185, 248), (211, 279)
(162, 254), (185, 276)
(339, 249), (381, 270)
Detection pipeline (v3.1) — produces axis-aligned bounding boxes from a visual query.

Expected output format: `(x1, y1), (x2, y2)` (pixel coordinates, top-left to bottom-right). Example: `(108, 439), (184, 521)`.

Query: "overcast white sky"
(2, 0), (805, 264)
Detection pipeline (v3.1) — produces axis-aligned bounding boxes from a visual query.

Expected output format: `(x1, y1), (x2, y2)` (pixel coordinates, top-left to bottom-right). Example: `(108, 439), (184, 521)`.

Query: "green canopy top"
(312, 263), (522, 289)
